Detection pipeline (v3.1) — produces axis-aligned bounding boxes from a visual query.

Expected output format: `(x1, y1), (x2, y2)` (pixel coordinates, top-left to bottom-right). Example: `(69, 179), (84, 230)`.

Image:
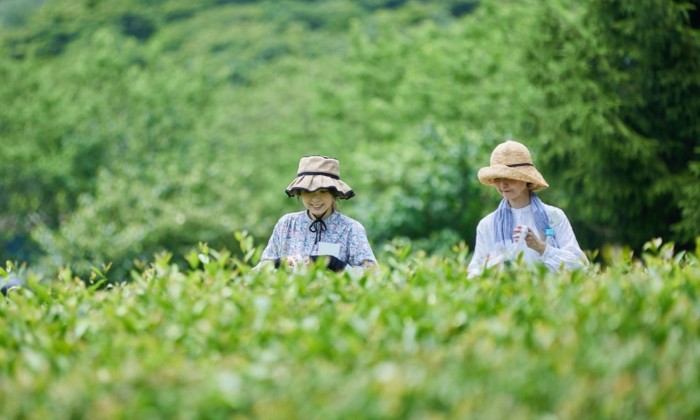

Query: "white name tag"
(315, 242), (341, 258)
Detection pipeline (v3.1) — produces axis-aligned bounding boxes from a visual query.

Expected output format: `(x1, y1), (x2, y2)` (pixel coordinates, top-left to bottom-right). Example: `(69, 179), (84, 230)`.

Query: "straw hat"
(477, 140), (549, 191)
(285, 156), (355, 199)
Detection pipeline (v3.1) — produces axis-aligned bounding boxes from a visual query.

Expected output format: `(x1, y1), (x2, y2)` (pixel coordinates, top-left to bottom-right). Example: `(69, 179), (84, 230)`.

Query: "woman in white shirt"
(467, 140), (588, 278)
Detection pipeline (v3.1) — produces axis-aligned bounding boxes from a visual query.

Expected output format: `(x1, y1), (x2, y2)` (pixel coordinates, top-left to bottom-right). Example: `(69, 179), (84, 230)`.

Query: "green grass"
(1, 238), (699, 419)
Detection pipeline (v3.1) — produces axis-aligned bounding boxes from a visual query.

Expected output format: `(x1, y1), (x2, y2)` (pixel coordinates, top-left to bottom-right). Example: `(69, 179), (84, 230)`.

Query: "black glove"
(309, 255), (348, 272)
(326, 256), (348, 272)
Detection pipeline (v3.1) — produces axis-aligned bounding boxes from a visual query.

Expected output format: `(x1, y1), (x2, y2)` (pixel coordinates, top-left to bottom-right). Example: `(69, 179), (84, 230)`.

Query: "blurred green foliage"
(0, 238), (699, 418)
(0, 0), (47, 28)
(0, 0), (698, 278)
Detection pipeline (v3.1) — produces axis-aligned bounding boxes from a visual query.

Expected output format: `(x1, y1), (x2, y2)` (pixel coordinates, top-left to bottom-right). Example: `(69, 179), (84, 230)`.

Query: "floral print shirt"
(257, 211), (377, 267)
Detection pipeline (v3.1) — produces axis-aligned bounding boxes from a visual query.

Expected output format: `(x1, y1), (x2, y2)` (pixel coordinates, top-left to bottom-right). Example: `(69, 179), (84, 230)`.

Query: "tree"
(524, 0), (700, 249)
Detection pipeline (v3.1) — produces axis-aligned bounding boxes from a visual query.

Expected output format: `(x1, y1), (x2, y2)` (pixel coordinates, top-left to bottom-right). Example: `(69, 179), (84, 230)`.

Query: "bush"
(1, 238), (699, 418)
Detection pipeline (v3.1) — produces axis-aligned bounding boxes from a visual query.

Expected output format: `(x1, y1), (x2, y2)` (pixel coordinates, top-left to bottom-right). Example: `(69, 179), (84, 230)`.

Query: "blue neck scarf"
(494, 192), (555, 245)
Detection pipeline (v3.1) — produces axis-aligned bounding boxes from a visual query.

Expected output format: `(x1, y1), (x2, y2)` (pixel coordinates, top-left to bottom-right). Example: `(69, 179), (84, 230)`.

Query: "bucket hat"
(285, 156), (355, 199)
(477, 140), (549, 191)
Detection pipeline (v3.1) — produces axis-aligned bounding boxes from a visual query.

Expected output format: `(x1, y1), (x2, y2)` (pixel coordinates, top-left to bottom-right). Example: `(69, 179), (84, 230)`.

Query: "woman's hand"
(285, 254), (311, 267)
(513, 225), (546, 255)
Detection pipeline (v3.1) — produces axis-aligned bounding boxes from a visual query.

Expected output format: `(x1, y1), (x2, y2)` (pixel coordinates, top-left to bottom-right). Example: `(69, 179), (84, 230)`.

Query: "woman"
(255, 155), (377, 272)
(467, 140), (588, 278)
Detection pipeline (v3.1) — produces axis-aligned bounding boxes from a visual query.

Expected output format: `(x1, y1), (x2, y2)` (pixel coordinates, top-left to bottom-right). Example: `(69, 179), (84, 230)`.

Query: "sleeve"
(254, 216), (288, 269)
(345, 222), (377, 267)
(467, 218), (492, 278)
(540, 208), (588, 272)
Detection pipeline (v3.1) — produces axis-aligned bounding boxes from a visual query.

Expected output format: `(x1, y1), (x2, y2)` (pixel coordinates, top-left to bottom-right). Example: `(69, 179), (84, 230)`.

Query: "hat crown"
(477, 139), (549, 191)
(286, 155), (355, 199)
(490, 140), (533, 166)
(297, 156), (340, 177)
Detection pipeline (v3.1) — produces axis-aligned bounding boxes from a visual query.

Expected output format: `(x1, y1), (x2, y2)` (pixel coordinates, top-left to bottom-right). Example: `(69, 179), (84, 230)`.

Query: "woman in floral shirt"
(255, 156), (376, 272)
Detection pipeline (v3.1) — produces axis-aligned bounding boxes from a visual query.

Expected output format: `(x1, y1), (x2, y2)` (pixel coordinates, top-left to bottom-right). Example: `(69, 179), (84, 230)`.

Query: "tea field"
(1, 238), (699, 419)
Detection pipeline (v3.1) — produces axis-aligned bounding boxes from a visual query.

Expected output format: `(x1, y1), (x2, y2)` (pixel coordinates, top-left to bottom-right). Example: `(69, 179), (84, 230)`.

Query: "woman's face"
(301, 189), (335, 218)
(494, 178), (530, 206)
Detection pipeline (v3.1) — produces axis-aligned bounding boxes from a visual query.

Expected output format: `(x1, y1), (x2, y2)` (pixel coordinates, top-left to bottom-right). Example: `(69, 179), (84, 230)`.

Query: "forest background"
(1, 0), (699, 280)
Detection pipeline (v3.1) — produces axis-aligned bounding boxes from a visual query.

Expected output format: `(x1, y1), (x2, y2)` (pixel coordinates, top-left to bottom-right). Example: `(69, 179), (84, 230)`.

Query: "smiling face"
(301, 189), (336, 218)
(494, 178), (531, 208)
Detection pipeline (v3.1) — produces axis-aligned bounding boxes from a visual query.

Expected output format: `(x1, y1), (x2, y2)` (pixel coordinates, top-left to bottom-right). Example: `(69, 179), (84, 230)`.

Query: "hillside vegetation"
(1, 0), (699, 279)
(1, 2), (699, 416)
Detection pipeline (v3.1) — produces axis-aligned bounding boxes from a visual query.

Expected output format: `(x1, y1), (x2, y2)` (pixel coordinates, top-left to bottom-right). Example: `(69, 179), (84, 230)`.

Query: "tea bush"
(1, 237), (698, 419)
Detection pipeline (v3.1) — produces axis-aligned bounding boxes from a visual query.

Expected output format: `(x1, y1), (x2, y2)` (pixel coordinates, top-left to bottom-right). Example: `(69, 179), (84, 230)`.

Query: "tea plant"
(1, 237), (699, 418)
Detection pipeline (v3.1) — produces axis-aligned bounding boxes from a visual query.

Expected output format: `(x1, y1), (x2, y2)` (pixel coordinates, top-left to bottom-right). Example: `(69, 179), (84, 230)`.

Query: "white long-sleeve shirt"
(467, 203), (588, 278)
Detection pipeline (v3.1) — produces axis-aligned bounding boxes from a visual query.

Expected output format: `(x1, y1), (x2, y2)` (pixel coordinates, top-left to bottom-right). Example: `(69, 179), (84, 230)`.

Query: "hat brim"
(477, 165), (549, 191)
(285, 175), (355, 199)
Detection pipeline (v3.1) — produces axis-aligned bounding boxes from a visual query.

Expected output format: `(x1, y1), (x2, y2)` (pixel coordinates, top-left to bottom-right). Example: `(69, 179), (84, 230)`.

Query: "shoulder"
(541, 203), (569, 225)
(275, 211), (306, 226)
(476, 210), (497, 229)
(333, 212), (367, 231)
